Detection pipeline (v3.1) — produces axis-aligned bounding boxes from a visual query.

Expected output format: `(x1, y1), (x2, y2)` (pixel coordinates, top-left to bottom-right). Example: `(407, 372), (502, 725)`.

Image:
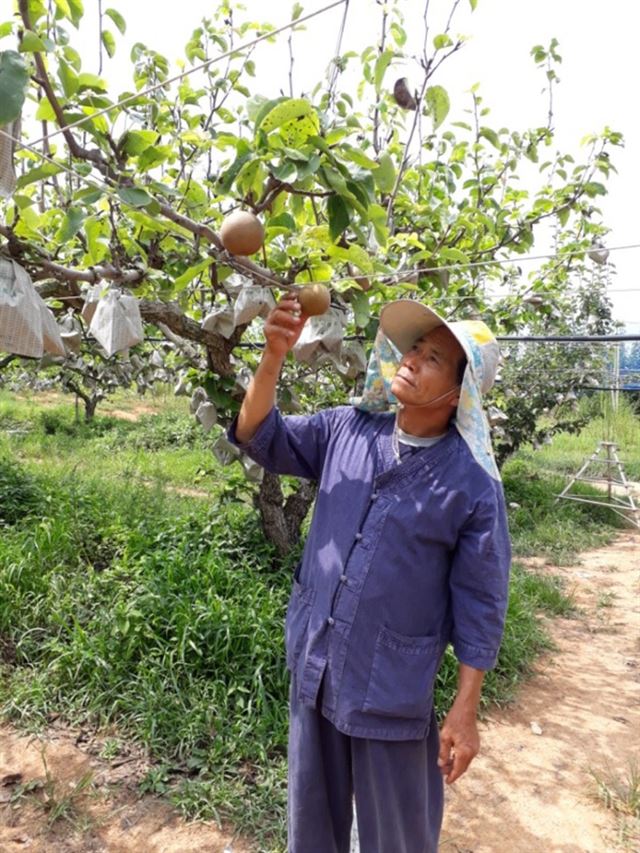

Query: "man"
(229, 296), (511, 852)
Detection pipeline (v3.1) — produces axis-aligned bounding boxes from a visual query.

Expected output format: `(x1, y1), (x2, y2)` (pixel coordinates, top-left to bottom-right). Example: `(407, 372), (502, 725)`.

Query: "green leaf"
(117, 186), (153, 208)
(53, 0), (72, 19)
(19, 30), (47, 52)
(77, 72), (107, 92)
(63, 44), (81, 71)
(469, 0), (478, 9)
(104, 7), (126, 34)
(327, 195), (351, 242)
(101, 29), (116, 58)
(295, 153), (320, 181)
(16, 161), (64, 188)
(267, 212), (296, 231)
(373, 49), (394, 93)
(35, 96), (56, 121)
(0, 23), (14, 39)
(341, 147), (378, 170)
(58, 58), (79, 97)
(291, 2), (304, 21)
(55, 207), (85, 242)
(351, 290), (370, 328)
(584, 181), (606, 197)
(250, 95), (283, 127)
(390, 22), (407, 47)
(174, 258), (213, 292)
(217, 146), (252, 192)
(433, 33), (453, 50)
(137, 145), (171, 171)
(372, 151), (396, 194)
(258, 98), (312, 132)
(67, 0), (84, 26)
(0, 50), (29, 125)
(272, 160), (296, 182)
(438, 247), (470, 264)
(367, 203), (388, 247)
(346, 243), (374, 274)
(74, 186), (103, 205)
(258, 98), (319, 146)
(121, 129), (159, 156)
(84, 216), (108, 263)
(425, 85), (450, 130)
(480, 127), (500, 148)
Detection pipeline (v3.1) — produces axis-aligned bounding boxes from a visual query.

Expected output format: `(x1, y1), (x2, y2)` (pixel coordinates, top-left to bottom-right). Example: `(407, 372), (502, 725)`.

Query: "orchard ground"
(2, 532), (638, 853)
(0, 389), (638, 851)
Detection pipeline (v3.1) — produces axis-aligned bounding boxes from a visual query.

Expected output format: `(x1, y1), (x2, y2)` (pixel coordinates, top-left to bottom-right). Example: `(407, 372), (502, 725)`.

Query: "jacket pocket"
(362, 625), (442, 720)
(284, 580), (315, 671)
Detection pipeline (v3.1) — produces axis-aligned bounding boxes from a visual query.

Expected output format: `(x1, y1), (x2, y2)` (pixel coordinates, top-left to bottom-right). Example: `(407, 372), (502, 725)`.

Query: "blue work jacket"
(229, 405), (511, 741)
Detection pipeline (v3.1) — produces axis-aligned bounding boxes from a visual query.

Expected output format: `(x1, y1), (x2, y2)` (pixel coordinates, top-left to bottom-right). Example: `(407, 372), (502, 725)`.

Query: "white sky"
(8, 0), (640, 325)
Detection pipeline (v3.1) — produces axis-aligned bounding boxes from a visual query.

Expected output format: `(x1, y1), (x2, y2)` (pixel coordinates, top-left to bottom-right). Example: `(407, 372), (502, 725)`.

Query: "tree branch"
(138, 299), (236, 376)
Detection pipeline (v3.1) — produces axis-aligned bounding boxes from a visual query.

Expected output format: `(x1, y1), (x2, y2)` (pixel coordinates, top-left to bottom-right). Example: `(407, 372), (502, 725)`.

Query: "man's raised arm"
(235, 297), (308, 444)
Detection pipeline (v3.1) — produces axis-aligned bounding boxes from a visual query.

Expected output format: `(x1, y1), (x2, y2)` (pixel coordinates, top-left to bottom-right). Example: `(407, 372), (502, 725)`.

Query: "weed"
(9, 744), (95, 828)
(590, 763), (640, 849)
(98, 738), (121, 760)
(596, 591), (617, 609)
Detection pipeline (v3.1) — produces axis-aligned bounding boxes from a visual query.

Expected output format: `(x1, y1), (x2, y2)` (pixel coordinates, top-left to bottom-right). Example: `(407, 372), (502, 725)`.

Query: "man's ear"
(449, 390), (460, 409)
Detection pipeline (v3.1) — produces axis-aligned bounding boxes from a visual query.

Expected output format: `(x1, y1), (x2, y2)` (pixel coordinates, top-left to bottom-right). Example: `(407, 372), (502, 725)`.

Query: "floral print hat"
(353, 299), (501, 481)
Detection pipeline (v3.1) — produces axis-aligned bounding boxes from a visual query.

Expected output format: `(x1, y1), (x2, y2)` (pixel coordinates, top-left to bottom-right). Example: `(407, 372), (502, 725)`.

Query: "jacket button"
(339, 574), (348, 584)
(327, 616), (335, 627)
(355, 532), (363, 541)
(371, 492), (379, 501)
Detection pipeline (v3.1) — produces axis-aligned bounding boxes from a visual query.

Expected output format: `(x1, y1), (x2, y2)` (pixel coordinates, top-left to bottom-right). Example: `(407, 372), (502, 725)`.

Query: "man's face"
(390, 325), (465, 409)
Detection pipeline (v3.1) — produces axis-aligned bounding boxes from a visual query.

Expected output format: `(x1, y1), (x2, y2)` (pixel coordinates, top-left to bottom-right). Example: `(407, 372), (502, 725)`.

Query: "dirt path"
(1, 532), (638, 852)
(441, 530), (640, 852)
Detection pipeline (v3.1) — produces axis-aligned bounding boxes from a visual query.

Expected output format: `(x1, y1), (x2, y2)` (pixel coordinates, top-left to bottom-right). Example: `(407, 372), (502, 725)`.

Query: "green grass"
(502, 456), (628, 563)
(0, 390), (630, 850)
(0, 389), (225, 494)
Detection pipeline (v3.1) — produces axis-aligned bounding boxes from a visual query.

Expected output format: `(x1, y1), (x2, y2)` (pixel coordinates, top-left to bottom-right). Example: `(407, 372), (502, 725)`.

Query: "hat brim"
(379, 300), (457, 356)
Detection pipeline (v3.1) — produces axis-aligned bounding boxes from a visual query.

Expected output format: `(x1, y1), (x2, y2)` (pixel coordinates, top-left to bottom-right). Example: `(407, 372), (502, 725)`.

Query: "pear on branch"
(393, 78), (417, 110)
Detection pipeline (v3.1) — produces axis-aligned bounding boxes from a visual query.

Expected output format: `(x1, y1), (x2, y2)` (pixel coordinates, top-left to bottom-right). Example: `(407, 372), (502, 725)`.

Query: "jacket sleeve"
(227, 406), (338, 481)
(449, 481), (511, 671)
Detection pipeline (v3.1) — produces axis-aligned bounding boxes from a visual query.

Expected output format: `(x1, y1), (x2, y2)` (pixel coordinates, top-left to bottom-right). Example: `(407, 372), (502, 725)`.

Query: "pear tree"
(0, 0), (622, 553)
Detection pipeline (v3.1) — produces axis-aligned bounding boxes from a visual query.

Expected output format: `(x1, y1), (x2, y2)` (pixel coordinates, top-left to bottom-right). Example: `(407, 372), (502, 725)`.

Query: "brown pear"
(219, 210), (264, 255)
(298, 283), (331, 316)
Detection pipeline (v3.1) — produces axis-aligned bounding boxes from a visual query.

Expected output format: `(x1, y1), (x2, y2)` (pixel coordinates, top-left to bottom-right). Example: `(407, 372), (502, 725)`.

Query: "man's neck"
(396, 405), (452, 437)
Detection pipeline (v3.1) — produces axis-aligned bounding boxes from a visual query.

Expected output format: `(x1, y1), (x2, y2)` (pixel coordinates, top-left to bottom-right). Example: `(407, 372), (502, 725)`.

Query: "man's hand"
(234, 296), (308, 444)
(437, 705), (480, 784)
(437, 662), (484, 784)
(263, 296), (308, 360)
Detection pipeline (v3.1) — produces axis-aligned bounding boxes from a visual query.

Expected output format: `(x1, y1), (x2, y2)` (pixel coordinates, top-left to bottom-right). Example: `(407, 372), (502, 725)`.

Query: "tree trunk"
(84, 396), (99, 421)
(255, 472), (317, 560)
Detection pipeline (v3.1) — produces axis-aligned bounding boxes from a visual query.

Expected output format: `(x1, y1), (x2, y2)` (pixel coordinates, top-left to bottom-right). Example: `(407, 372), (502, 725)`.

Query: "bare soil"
(441, 530), (640, 852)
(1, 532), (638, 852)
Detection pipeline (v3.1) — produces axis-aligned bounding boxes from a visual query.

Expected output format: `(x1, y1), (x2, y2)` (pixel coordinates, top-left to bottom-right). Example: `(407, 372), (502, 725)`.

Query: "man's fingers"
(437, 732), (453, 769)
(444, 745), (476, 784)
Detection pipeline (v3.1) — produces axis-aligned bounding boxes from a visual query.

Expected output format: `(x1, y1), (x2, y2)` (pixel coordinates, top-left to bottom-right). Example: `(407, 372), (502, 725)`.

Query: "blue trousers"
(288, 682), (444, 853)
